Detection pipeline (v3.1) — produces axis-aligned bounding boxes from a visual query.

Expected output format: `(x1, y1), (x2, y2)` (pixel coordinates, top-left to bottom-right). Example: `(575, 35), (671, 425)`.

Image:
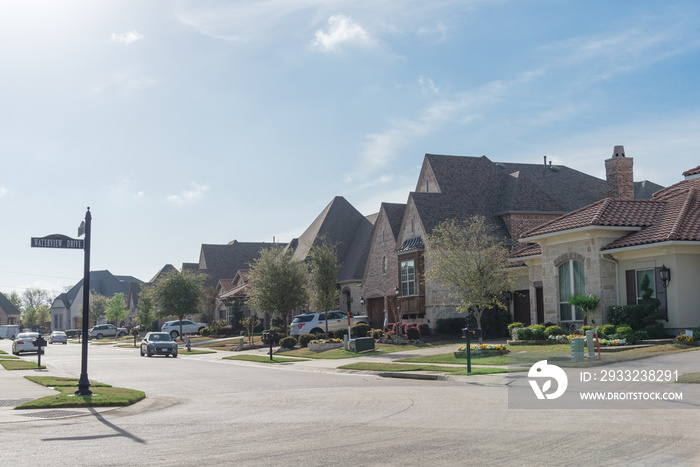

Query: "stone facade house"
(361, 150), (662, 329)
(515, 161), (700, 334)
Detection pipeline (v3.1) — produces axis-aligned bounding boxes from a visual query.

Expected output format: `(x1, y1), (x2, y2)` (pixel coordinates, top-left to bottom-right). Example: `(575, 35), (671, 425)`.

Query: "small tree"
(136, 285), (157, 332)
(567, 293), (600, 326)
(105, 293), (129, 329)
(248, 244), (309, 335)
(77, 293), (108, 326)
(153, 269), (206, 341)
(241, 314), (259, 346)
(425, 215), (516, 343)
(308, 237), (341, 335)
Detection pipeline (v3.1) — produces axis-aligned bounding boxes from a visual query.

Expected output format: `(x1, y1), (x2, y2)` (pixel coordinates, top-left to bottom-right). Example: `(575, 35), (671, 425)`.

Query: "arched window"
(559, 260), (584, 321)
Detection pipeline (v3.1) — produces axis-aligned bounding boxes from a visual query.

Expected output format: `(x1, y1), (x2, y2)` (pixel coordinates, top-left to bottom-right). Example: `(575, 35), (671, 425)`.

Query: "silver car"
(140, 332), (178, 358)
(12, 332), (40, 355)
(49, 331), (68, 344)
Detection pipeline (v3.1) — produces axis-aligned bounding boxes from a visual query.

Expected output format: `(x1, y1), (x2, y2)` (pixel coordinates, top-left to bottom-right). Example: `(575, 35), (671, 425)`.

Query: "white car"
(88, 324), (127, 339)
(161, 320), (206, 339)
(12, 332), (40, 355)
(290, 311), (370, 337)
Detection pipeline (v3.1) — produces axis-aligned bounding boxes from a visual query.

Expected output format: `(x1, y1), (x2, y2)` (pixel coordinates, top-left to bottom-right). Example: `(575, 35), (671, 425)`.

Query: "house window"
(558, 260), (584, 321)
(410, 217), (415, 235)
(635, 269), (656, 303)
(401, 260), (416, 296)
(382, 256), (388, 274)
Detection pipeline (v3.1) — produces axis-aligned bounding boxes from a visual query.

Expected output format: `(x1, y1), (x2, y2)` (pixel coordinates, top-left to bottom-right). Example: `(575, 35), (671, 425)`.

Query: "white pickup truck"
(290, 311), (370, 337)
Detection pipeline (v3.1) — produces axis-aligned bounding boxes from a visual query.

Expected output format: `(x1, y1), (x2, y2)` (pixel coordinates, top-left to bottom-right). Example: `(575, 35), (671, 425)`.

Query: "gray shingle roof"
(198, 241), (276, 287)
(0, 291), (20, 318)
(52, 270), (142, 308)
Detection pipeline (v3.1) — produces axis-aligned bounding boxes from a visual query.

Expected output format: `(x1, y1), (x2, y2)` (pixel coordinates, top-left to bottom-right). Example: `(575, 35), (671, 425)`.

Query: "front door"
(513, 290), (531, 326)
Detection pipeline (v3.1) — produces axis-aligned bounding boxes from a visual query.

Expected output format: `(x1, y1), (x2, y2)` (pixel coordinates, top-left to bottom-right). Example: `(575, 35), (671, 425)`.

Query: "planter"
(308, 342), (344, 352)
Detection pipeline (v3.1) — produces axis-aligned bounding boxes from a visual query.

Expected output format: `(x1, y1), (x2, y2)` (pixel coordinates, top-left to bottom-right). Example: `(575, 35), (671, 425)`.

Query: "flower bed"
(675, 333), (700, 346)
(454, 344), (508, 358)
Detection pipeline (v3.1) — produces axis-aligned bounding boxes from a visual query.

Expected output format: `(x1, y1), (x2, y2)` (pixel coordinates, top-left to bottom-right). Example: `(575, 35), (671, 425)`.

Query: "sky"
(2, 0), (700, 299)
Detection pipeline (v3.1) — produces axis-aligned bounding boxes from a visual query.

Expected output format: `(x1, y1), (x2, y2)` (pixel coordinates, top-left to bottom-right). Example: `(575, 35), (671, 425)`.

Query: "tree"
(20, 287), (53, 330)
(105, 293), (129, 328)
(241, 314), (259, 346)
(8, 291), (22, 311)
(567, 293), (600, 326)
(153, 270), (206, 341)
(136, 285), (157, 332)
(78, 294), (108, 326)
(424, 215), (516, 343)
(22, 287), (51, 311)
(36, 305), (51, 332)
(308, 237), (341, 335)
(248, 244), (309, 335)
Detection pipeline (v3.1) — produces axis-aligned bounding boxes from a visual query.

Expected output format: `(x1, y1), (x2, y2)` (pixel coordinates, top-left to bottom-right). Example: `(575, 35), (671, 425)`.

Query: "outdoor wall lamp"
(660, 265), (671, 288)
(360, 297), (365, 306)
(394, 286), (399, 296)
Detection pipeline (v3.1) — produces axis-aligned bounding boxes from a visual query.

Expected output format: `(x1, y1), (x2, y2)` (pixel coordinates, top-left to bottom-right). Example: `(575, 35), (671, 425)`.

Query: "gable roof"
(149, 264), (177, 283)
(381, 203), (407, 240)
(0, 291), (21, 317)
(289, 196), (376, 283)
(517, 175), (700, 252)
(52, 270), (142, 309)
(198, 241), (274, 287)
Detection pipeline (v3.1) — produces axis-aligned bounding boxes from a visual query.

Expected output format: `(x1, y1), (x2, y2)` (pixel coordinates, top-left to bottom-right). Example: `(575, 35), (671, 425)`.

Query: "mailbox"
(462, 327), (482, 339)
(33, 336), (47, 353)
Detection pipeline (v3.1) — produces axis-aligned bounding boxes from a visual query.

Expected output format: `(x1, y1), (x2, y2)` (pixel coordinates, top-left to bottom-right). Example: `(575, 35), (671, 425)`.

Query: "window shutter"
(654, 267), (668, 321)
(625, 270), (636, 305)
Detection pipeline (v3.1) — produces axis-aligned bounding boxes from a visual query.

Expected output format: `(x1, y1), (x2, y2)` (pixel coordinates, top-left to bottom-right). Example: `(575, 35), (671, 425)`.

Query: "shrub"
(508, 322), (524, 334)
(279, 336), (297, 349)
(598, 324), (615, 337)
(544, 326), (564, 337)
(528, 324), (546, 340)
(634, 330), (649, 342)
(607, 304), (661, 331)
(435, 318), (468, 334)
(298, 334), (315, 348)
(643, 322), (666, 339)
(615, 326), (635, 344)
(262, 331), (285, 345)
(352, 323), (370, 338)
(371, 329), (383, 339)
(216, 326), (236, 336)
(406, 326), (421, 340)
(512, 327), (533, 341)
(580, 325), (594, 334)
(333, 329), (348, 339)
(417, 323), (431, 337)
(200, 328), (211, 337)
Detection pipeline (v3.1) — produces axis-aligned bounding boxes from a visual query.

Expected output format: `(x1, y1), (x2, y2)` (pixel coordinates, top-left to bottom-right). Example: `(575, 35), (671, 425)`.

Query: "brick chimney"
(605, 145), (634, 200)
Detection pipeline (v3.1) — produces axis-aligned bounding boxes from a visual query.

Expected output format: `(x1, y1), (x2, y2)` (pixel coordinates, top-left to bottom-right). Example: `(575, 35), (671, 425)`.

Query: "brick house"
(514, 160), (700, 334)
(361, 150), (662, 329)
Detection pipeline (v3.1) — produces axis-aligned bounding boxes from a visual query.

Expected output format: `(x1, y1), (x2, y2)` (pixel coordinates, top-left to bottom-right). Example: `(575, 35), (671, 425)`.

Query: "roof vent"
(612, 145), (625, 158)
(549, 165), (561, 173)
(495, 163), (506, 169)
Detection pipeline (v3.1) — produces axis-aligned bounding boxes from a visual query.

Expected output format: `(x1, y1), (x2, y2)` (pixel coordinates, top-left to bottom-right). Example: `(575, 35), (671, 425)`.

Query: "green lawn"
(0, 359), (45, 370)
(398, 353), (509, 366)
(179, 349), (217, 355)
(16, 376), (145, 409)
(677, 372), (700, 384)
(223, 355), (310, 363)
(281, 342), (458, 360)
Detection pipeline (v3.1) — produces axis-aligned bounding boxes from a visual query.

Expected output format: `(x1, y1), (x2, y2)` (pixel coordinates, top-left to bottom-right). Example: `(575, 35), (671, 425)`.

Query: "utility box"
(571, 337), (585, 363)
(352, 337), (375, 353)
(585, 330), (595, 358)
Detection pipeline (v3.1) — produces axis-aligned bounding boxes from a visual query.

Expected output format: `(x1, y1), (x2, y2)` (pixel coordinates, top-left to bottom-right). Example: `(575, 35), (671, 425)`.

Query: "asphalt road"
(1, 340), (700, 466)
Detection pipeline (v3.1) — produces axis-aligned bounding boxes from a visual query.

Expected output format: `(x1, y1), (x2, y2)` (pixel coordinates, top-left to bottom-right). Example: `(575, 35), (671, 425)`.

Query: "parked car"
(12, 332), (40, 355)
(290, 311), (370, 337)
(161, 320), (206, 339)
(140, 332), (178, 358)
(88, 324), (127, 339)
(49, 331), (68, 344)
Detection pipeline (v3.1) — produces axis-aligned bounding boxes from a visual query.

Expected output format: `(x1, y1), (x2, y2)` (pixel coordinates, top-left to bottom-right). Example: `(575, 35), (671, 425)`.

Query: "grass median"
(224, 355), (310, 363)
(338, 362), (510, 376)
(16, 376), (145, 409)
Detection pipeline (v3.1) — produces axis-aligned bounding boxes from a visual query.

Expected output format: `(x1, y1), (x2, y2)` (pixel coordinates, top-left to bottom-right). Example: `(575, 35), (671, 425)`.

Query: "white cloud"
(0, 186), (8, 197)
(417, 21), (447, 42)
(312, 15), (373, 52)
(167, 182), (210, 204)
(418, 76), (439, 94)
(111, 31), (144, 45)
(133, 191), (145, 200)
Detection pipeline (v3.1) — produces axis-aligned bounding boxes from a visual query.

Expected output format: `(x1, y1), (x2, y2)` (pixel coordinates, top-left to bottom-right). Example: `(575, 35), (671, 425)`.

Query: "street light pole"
(76, 208), (92, 396)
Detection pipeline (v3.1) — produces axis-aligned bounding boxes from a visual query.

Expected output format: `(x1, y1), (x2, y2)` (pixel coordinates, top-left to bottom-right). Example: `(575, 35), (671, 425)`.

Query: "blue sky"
(2, 0), (700, 297)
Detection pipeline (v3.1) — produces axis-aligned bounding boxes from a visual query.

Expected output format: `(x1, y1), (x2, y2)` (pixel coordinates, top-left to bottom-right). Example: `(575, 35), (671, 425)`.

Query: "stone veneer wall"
(538, 236), (620, 324)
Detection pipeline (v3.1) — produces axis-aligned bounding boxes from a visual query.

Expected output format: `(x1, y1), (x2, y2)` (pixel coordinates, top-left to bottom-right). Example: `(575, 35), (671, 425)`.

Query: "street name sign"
(31, 234), (84, 249)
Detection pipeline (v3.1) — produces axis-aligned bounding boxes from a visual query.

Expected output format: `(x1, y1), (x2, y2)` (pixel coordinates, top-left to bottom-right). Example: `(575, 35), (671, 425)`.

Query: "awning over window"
(396, 236), (425, 253)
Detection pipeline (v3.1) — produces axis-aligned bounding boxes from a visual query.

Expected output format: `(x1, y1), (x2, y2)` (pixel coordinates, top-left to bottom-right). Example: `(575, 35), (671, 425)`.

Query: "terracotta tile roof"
(682, 165), (700, 177)
(517, 176), (700, 252)
(510, 243), (541, 258)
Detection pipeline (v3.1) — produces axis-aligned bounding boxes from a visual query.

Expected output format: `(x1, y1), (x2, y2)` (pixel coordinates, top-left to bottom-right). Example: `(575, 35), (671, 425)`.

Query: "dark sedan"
(140, 332), (178, 358)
